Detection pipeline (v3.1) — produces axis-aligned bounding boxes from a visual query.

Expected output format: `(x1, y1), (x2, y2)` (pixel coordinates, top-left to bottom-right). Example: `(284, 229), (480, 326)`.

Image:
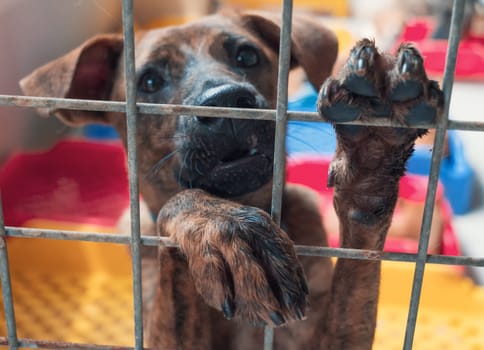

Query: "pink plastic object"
(0, 140), (129, 228)
(0, 140), (460, 256)
(397, 17), (484, 80)
(286, 155), (460, 256)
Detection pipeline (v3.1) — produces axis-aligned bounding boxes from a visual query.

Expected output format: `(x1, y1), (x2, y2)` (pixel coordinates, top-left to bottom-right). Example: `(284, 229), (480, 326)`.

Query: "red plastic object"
(0, 140), (460, 257)
(286, 155), (460, 256)
(397, 17), (484, 80)
(0, 140), (129, 228)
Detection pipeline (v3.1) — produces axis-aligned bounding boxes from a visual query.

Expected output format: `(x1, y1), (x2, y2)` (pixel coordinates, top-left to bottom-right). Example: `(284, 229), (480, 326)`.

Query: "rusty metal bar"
(271, 0), (293, 224)
(3, 94), (484, 131)
(402, 0), (466, 349)
(0, 337), (147, 350)
(0, 1), (481, 350)
(265, 0), (294, 348)
(121, 0), (144, 348)
(0, 195), (18, 350)
(4, 226), (484, 266)
(447, 119), (484, 131)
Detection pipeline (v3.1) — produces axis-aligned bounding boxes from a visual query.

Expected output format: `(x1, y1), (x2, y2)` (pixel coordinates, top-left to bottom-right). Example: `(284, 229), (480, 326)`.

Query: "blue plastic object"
(82, 83), (476, 215)
(406, 131), (475, 215)
(84, 124), (119, 140)
(287, 84), (476, 215)
(287, 85), (336, 156)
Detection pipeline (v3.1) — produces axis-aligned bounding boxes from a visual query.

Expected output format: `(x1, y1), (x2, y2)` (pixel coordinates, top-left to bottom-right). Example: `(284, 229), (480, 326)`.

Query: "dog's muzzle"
(174, 83), (275, 197)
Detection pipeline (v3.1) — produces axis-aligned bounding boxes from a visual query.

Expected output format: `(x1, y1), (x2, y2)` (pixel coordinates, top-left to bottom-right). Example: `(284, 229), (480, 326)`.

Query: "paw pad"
(388, 45), (426, 102)
(405, 102), (437, 126)
(318, 39), (443, 138)
(320, 102), (361, 122)
(341, 41), (379, 97)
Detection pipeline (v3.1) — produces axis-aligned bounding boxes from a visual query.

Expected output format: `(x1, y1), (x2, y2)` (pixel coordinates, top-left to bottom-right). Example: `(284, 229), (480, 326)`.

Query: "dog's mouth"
(173, 101), (275, 197)
(216, 147), (262, 169)
(177, 143), (274, 198)
(211, 148), (272, 178)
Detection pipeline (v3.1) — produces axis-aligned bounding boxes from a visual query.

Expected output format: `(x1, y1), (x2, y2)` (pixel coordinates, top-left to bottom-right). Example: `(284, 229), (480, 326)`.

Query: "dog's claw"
(270, 311), (285, 326)
(222, 298), (235, 320)
(321, 81), (329, 99)
(295, 307), (305, 320)
(301, 276), (309, 295)
(357, 57), (365, 71)
(389, 44), (427, 102)
(340, 40), (380, 97)
(401, 61), (410, 74)
(327, 165), (336, 188)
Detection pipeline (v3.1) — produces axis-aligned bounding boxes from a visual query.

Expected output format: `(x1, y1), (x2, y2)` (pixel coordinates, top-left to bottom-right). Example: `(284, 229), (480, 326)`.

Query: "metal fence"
(0, 0), (483, 349)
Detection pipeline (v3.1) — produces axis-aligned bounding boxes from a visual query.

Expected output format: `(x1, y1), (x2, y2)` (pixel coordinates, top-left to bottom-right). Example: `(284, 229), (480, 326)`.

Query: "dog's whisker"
(158, 134), (193, 141)
(93, 0), (113, 18)
(189, 149), (204, 178)
(177, 149), (192, 186)
(188, 150), (196, 176)
(195, 162), (203, 176)
(286, 134), (330, 155)
(148, 149), (179, 180)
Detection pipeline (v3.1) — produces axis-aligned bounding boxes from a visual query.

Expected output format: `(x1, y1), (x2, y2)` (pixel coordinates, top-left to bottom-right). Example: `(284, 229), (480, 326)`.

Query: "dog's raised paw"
(158, 190), (309, 327)
(317, 39), (444, 147)
(316, 40), (444, 246)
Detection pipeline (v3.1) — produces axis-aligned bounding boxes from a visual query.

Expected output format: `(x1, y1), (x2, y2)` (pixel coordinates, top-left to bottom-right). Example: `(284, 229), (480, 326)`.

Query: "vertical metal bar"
(270, 0), (293, 245)
(121, 0), (144, 349)
(402, 1), (465, 348)
(265, 0), (293, 348)
(0, 193), (18, 350)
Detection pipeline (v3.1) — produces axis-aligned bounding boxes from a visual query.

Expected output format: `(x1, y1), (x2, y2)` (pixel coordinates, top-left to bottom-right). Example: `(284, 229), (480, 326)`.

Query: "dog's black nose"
(196, 84), (257, 124)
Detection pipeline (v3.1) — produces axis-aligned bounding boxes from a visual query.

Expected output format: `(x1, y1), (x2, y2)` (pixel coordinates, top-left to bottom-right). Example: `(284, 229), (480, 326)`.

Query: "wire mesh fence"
(0, 0), (481, 349)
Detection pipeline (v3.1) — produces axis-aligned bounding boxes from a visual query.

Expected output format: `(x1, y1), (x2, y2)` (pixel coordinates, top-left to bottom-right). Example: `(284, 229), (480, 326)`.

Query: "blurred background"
(2, 0), (483, 276)
(1, 1), (484, 348)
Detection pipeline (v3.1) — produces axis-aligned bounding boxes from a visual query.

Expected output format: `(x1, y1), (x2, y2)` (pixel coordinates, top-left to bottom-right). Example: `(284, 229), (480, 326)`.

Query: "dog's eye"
(235, 45), (260, 68)
(138, 69), (164, 93)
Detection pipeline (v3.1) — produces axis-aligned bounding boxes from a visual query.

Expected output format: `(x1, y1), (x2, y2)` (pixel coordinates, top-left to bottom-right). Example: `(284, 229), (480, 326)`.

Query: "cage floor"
(376, 262), (484, 350)
(1, 271), (134, 347)
(0, 235), (134, 348)
(1, 237), (484, 349)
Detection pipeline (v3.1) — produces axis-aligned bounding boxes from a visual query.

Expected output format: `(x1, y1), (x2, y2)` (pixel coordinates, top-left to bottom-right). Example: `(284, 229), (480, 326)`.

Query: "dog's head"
(21, 11), (337, 212)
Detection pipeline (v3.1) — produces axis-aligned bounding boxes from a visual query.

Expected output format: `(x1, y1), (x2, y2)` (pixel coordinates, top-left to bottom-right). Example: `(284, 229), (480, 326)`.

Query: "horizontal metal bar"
(0, 94), (125, 113)
(297, 244), (484, 267)
(5, 226), (484, 267)
(2, 94), (484, 131)
(0, 337), (147, 350)
(0, 94), (275, 120)
(447, 119), (484, 131)
(5, 226), (172, 246)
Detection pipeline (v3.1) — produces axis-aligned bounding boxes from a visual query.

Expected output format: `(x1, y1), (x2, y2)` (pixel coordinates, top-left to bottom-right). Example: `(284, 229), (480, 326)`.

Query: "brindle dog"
(21, 11), (443, 350)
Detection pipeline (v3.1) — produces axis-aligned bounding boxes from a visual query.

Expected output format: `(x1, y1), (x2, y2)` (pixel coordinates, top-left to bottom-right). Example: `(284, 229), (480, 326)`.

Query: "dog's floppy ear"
(20, 34), (124, 126)
(240, 11), (338, 90)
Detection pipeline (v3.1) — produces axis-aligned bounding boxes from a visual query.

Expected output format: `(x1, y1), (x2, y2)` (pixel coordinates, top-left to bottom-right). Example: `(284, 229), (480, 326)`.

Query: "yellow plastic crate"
(0, 221), (134, 347)
(1, 221), (484, 349)
(376, 262), (484, 350)
(138, 1), (350, 29)
(223, 0), (350, 17)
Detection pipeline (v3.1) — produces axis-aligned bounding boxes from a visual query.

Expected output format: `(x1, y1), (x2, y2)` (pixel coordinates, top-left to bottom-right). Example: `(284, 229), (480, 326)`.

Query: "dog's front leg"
(315, 39), (444, 350)
(147, 189), (309, 348)
(146, 240), (212, 350)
